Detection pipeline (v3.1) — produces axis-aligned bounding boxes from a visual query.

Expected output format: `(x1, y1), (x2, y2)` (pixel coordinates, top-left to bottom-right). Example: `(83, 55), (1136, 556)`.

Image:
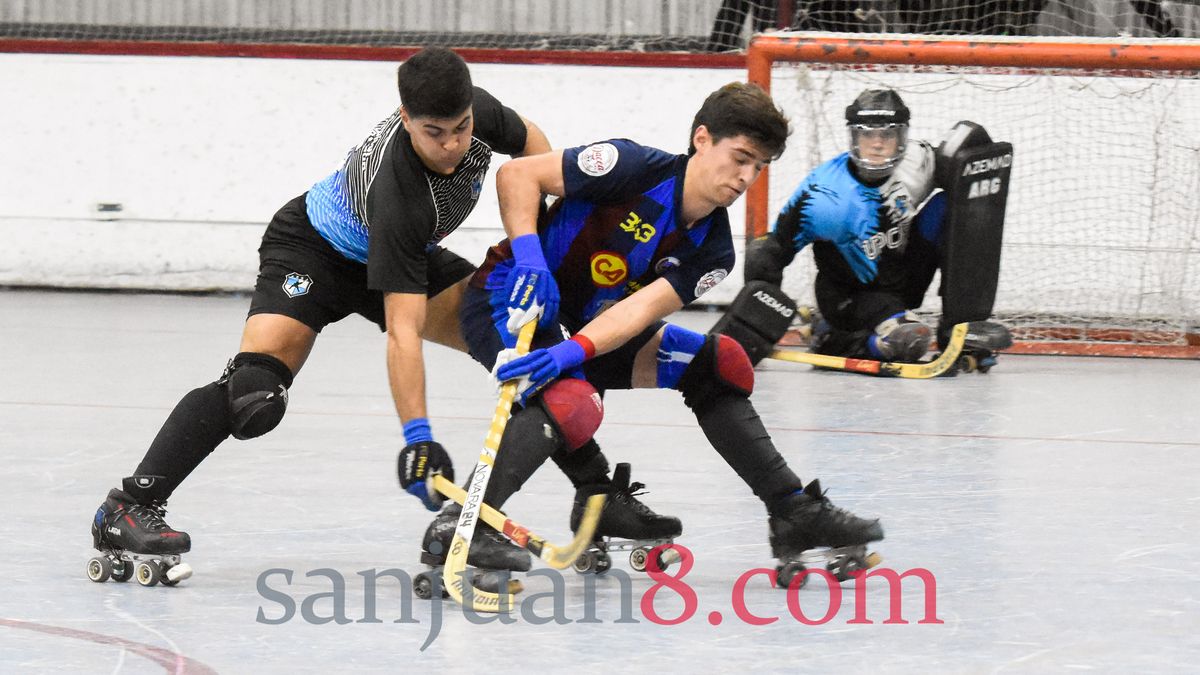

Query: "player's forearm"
(386, 326), (427, 422)
(577, 281), (683, 356)
(383, 292), (430, 424)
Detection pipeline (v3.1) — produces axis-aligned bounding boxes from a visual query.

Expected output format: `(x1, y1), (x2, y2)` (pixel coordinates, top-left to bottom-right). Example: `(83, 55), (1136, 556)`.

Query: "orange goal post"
(746, 33), (1200, 358)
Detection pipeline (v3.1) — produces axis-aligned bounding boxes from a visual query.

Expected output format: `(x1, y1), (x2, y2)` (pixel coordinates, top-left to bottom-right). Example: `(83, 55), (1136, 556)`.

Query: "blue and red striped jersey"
(473, 139), (734, 330)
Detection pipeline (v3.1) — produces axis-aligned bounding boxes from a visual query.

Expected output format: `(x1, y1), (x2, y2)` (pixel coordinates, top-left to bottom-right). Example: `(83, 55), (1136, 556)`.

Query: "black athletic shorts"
(248, 193), (476, 333)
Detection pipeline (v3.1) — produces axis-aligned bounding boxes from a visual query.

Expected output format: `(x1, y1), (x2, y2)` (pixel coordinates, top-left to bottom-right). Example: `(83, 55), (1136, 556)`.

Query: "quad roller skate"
(950, 321), (1013, 374)
(769, 479), (883, 589)
(868, 311), (933, 362)
(87, 476), (193, 587)
(571, 463), (683, 575)
(414, 503), (528, 600)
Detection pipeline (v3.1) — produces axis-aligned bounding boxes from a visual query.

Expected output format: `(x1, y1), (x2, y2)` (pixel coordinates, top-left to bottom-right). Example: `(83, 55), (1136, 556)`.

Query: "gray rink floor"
(1, 288), (1198, 673)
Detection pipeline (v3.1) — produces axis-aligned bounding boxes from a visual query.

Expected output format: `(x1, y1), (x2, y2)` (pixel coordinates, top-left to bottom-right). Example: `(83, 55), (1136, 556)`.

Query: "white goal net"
(751, 33), (1200, 355)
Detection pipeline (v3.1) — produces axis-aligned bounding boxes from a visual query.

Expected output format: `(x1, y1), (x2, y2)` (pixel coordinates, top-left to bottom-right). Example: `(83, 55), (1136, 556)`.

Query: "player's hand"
(495, 339), (587, 405)
(503, 233), (559, 334)
(397, 441), (454, 511)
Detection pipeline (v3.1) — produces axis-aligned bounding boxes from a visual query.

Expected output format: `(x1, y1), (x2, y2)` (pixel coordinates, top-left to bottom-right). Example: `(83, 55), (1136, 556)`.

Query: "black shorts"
(459, 286), (663, 392)
(248, 194), (476, 333)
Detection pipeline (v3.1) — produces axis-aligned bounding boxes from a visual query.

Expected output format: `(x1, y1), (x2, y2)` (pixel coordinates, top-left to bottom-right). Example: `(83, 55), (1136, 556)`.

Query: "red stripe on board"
(0, 38), (746, 68)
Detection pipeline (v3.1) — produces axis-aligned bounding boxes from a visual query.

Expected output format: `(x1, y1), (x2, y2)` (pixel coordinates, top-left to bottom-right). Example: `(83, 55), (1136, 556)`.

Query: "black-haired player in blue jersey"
(419, 83), (885, 583)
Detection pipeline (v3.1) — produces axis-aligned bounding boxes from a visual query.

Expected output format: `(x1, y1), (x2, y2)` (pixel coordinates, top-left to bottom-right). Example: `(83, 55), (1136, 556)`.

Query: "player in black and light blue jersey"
(420, 83), (886, 581)
(86, 48), (550, 584)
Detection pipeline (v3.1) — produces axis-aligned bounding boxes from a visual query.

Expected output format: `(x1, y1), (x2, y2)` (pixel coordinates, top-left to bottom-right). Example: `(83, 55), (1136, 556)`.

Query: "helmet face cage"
(847, 123), (908, 180)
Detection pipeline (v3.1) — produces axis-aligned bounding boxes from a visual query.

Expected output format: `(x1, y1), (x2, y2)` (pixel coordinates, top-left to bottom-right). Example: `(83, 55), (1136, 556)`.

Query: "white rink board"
(0, 53), (746, 301)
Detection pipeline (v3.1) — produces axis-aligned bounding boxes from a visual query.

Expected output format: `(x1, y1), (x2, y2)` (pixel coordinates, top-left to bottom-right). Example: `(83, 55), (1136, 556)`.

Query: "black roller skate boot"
(414, 503), (530, 600)
(955, 321), (1013, 374)
(768, 479), (884, 589)
(87, 476), (192, 587)
(570, 463), (683, 575)
(868, 311), (933, 362)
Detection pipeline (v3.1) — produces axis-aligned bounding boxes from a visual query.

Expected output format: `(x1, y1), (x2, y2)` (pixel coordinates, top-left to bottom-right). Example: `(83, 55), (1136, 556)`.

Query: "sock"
(132, 382), (232, 501)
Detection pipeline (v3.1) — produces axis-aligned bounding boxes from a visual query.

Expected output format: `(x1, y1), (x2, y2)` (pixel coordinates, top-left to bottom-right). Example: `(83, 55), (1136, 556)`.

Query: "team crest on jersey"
(577, 143), (619, 177)
(283, 272), (312, 298)
(471, 175), (484, 200)
(590, 251), (628, 287)
(693, 268), (728, 297)
(654, 256), (681, 275)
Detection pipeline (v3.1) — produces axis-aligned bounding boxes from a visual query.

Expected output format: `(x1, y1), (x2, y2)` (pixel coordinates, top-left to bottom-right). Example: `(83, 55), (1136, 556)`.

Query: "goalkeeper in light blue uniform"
(746, 88), (946, 362)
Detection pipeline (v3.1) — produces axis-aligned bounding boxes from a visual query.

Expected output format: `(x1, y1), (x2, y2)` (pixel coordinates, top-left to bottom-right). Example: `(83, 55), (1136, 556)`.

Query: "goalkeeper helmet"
(845, 89), (909, 181)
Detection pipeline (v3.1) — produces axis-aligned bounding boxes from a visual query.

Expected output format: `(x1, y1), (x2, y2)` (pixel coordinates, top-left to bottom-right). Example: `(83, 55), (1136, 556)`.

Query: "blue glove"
(495, 337), (590, 405)
(502, 234), (559, 334)
(396, 418), (454, 511)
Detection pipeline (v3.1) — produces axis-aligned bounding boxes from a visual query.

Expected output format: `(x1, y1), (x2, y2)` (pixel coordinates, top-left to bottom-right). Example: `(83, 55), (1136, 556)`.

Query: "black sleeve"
(471, 86), (528, 157)
(366, 153), (436, 294)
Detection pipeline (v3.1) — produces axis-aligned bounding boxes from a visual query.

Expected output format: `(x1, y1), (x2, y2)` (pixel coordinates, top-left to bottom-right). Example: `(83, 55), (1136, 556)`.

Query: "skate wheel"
(87, 556), (112, 583)
(414, 571), (435, 600)
(135, 560), (161, 587)
(572, 551), (595, 574)
(574, 549), (610, 575)
(775, 562), (808, 589)
(629, 547), (649, 573)
(470, 570), (523, 595)
(162, 562), (192, 586)
(111, 559), (134, 582)
(864, 552), (882, 569)
(958, 355), (978, 373)
(827, 557), (853, 582)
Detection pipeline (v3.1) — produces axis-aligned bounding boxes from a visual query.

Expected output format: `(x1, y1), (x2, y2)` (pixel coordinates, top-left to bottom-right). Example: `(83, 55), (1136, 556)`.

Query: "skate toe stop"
(165, 563), (193, 583)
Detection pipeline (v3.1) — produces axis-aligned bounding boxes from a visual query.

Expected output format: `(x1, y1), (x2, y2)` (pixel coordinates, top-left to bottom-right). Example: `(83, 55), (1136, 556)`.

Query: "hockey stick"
(433, 474), (604, 569)
(768, 322), (968, 379)
(441, 320), (537, 612)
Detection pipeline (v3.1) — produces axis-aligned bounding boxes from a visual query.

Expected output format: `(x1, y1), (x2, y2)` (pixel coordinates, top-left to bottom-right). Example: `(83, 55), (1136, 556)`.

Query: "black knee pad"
(222, 352), (294, 440)
(677, 334), (755, 411)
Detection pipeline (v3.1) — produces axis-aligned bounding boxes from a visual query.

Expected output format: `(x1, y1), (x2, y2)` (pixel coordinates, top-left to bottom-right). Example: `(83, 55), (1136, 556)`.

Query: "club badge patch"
(654, 256), (681, 275)
(590, 251), (628, 288)
(283, 272), (312, 298)
(693, 268), (728, 297)
(577, 143), (619, 177)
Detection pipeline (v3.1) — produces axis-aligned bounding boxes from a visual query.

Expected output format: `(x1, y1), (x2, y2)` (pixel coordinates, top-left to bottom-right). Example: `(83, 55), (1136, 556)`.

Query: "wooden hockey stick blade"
(442, 320), (537, 613)
(768, 322), (969, 379)
(434, 475), (606, 569)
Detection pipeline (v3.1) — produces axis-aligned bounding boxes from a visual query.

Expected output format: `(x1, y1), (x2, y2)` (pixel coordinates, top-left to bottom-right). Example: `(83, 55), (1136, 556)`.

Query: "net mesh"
(1, 1), (1197, 51)
(759, 36), (1200, 349)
